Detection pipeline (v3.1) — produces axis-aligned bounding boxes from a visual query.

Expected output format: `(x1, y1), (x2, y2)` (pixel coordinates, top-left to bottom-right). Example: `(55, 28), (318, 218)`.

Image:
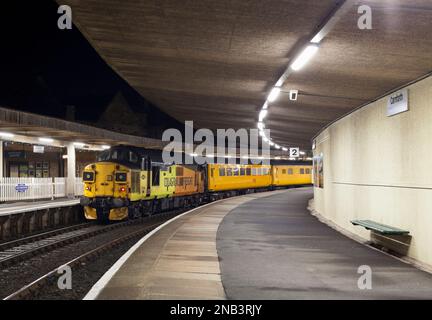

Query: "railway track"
(0, 211), (176, 268)
(3, 218), (168, 300)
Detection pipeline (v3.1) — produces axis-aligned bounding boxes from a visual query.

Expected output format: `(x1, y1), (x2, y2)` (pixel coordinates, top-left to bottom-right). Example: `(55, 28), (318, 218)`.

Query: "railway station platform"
(0, 198), (79, 217)
(85, 188), (432, 300)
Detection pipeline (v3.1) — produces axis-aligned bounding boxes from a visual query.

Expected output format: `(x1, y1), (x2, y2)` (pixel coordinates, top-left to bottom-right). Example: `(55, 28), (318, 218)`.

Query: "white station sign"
(387, 89), (409, 117)
(289, 147), (300, 158)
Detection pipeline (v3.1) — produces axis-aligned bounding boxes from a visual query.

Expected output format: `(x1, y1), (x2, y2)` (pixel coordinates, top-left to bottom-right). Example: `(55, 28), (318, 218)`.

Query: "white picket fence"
(0, 177), (84, 202)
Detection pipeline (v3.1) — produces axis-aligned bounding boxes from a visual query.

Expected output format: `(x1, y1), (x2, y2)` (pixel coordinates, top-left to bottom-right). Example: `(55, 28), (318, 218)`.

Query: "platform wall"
(313, 75), (432, 267)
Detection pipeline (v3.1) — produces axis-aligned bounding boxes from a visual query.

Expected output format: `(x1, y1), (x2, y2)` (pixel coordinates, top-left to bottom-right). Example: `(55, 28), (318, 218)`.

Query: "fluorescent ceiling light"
(267, 87), (281, 102)
(257, 122), (265, 130)
(242, 155), (249, 159)
(0, 132), (14, 138)
(259, 110), (268, 121)
(282, 147), (288, 152)
(290, 44), (319, 71)
(189, 153), (198, 157)
(101, 145), (110, 150)
(269, 141), (275, 146)
(275, 144), (281, 149)
(300, 151), (306, 155)
(206, 154), (214, 158)
(275, 156), (281, 160)
(263, 137), (269, 143)
(73, 142), (85, 147)
(39, 137), (54, 143)
(262, 102), (269, 110)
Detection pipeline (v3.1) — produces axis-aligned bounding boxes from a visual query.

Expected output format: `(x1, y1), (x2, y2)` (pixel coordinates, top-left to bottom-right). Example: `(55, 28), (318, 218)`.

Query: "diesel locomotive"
(80, 145), (312, 222)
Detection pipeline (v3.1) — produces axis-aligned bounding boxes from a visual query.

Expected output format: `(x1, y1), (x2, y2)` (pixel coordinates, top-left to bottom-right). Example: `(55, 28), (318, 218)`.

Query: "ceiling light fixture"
(39, 137), (54, 143)
(0, 132), (14, 138)
(259, 109), (268, 121)
(267, 87), (281, 102)
(290, 44), (319, 71)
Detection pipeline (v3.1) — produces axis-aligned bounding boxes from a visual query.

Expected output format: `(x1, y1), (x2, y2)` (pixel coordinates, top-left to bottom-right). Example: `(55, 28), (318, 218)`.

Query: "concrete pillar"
(0, 140), (3, 177)
(66, 142), (76, 198)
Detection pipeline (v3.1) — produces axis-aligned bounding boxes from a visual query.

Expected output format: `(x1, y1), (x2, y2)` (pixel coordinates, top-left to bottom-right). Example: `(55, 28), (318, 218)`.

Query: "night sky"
(0, 1), (180, 130)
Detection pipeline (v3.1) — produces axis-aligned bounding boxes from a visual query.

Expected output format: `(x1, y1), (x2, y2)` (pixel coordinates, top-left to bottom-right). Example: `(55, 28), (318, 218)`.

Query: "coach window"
(219, 168), (226, 176)
(306, 168), (311, 174)
(227, 168), (233, 176)
(300, 168), (305, 174)
(246, 168), (251, 176)
(288, 168), (293, 175)
(240, 168), (245, 176)
(233, 168), (239, 176)
(256, 168), (261, 176)
(251, 168), (256, 176)
(282, 169), (287, 175)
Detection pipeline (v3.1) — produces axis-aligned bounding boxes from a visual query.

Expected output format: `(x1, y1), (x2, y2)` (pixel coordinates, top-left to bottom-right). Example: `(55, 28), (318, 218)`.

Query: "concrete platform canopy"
(0, 106), (165, 150)
(58, 0), (432, 149)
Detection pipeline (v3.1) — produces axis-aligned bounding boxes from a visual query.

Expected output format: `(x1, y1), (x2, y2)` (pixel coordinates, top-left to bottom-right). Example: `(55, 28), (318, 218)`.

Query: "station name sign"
(387, 89), (409, 117)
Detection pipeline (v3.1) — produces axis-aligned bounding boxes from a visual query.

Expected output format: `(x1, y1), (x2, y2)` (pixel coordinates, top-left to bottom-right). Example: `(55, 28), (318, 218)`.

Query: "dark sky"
(0, 1), (180, 129)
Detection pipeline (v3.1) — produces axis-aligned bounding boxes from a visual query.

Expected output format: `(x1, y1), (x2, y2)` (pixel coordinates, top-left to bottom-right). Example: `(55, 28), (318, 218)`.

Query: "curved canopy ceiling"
(61, 0), (432, 149)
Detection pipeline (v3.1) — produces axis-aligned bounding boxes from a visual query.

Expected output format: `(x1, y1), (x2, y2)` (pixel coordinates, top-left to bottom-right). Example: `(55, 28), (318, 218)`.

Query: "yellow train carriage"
(271, 165), (312, 187)
(207, 163), (272, 192)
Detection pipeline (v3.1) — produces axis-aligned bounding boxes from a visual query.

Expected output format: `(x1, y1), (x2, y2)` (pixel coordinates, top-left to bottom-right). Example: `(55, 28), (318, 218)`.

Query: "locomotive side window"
(219, 168), (225, 176)
(152, 167), (160, 186)
(300, 168), (305, 174)
(240, 168), (245, 176)
(227, 168), (233, 176)
(129, 151), (138, 164)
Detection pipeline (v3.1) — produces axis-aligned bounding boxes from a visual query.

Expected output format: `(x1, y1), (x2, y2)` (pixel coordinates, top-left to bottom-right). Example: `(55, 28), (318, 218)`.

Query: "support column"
(66, 142), (76, 198)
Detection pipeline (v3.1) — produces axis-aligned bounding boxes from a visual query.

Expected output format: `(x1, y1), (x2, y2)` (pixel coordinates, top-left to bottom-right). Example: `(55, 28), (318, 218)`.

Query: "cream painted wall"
(313, 75), (432, 267)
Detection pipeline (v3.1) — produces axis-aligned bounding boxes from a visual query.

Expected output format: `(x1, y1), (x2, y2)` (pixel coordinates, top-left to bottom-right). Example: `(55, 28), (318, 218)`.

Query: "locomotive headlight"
(119, 186), (126, 193)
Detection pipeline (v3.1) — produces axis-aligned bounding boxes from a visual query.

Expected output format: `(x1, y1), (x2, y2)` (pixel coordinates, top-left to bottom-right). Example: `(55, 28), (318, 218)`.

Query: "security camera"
(289, 89), (299, 101)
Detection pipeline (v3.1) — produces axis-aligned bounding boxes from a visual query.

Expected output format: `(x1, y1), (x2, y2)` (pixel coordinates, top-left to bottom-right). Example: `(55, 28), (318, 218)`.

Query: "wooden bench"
(351, 220), (409, 235)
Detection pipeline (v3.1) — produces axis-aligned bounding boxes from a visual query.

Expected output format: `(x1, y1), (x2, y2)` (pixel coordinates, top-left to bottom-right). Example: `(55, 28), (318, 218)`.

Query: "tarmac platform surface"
(217, 188), (432, 299)
(86, 188), (432, 300)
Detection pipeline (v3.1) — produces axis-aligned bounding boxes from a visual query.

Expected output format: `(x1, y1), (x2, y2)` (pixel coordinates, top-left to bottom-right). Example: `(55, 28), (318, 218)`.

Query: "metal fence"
(0, 177), (83, 202)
